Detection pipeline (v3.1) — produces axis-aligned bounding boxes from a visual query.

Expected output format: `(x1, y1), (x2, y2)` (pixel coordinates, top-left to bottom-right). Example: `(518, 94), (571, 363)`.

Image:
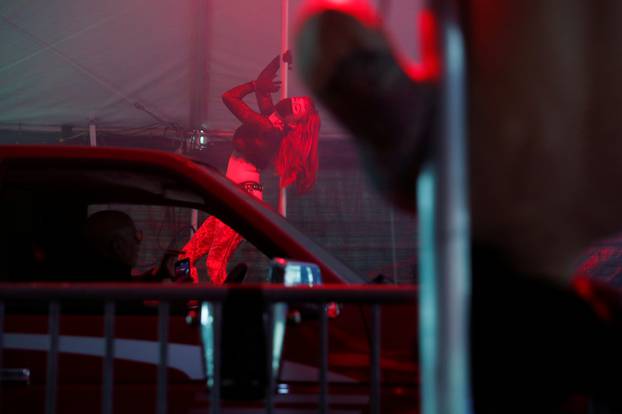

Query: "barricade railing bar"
(102, 301), (114, 414)
(0, 283), (418, 414)
(45, 301), (59, 414)
(319, 303), (328, 414)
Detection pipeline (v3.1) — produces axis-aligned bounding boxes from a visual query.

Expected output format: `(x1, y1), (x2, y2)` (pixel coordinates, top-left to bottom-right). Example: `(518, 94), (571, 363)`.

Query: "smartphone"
(174, 258), (190, 281)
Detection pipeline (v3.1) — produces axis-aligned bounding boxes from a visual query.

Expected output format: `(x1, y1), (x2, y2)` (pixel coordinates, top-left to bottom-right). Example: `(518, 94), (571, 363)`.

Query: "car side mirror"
(268, 260), (341, 325)
(198, 258), (324, 400)
(267, 258), (322, 285)
(286, 302), (341, 325)
(267, 258), (323, 378)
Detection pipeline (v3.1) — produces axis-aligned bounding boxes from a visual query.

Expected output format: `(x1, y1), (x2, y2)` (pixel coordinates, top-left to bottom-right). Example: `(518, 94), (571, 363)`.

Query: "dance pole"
(89, 121), (97, 147)
(417, 1), (471, 414)
(277, 0), (289, 217)
(188, 0), (208, 241)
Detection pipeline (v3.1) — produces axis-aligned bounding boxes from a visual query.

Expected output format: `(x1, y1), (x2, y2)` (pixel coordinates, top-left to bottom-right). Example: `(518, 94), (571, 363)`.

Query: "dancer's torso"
(232, 112), (285, 170)
(226, 153), (260, 184)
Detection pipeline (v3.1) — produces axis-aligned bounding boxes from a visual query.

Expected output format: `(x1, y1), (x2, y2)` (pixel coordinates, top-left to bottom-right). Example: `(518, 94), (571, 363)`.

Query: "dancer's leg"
(179, 215), (219, 283)
(205, 219), (244, 285)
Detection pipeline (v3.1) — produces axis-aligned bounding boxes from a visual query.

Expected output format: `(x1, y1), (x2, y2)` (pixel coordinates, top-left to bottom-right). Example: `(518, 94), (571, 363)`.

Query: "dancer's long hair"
(275, 98), (321, 194)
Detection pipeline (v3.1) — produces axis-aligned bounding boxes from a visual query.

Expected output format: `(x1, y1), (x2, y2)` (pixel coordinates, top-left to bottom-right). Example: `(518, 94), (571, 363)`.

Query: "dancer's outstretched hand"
(255, 75), (281, 94)
(256, 54), (283, 94)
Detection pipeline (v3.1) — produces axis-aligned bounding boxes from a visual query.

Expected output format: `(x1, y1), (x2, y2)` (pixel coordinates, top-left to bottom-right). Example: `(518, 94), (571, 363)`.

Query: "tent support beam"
(277, 0), (290, 217)
(189, 0), (210, 130)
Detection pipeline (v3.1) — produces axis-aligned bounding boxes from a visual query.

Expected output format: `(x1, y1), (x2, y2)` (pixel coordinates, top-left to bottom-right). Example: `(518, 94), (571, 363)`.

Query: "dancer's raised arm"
(254, 54), (281, 115)
(221, 81), (273, 130)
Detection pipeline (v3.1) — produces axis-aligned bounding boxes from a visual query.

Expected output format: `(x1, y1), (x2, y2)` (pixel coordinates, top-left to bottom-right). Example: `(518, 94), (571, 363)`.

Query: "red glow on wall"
(296, 1), (440, 83)
(406, 9), (440, 82)
(296, 0), (382, 29)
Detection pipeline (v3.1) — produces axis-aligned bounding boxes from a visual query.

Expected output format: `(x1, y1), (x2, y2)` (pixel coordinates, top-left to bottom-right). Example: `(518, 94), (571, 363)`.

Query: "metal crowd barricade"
(0, 283), (418, 414)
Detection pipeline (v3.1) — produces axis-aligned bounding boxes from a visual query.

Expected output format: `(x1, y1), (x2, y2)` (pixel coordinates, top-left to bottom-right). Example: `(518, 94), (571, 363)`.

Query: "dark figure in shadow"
(295, 1), (622, 412)
(83, 210), (142, 282)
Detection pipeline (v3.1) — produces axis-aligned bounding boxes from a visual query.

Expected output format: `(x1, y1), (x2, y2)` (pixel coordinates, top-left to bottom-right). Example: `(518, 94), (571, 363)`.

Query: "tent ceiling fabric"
(0, 0), (198, 130)
(0, 0), (421, 138)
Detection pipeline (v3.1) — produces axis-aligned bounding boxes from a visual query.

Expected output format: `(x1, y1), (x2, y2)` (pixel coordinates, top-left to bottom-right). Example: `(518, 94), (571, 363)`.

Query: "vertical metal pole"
(157, 302), (170, 414)
(319, 304), (329, 414)
(418, 1), (471, 414)
(265, 305), (275, 414)
(277, 188), (288, 218)
(210, 303), (222, 414)
(278, 0), (289, 217)
(370, 304), (381, 414)
(191, 209), (199, 237)
(190, 209), (199, 276)
(46, 301), (60, 414)
(280, 0), (289, 101)
(102, 301), (115, 414)
(389, 208), (398, 282)
(0, 301), (4, 372)
(190, 0), (210, 130)
(0, 301), (4, 406)
(190, 209), (201, 260)
(89, 122), (97, 147)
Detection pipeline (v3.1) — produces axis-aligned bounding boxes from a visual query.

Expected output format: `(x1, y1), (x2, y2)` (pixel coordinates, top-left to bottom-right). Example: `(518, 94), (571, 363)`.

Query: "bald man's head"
(84, 210), (141, 268)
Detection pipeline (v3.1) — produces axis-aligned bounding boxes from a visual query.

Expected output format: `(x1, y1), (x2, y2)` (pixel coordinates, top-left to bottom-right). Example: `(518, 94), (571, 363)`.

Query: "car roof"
(0, 145), (364, 284)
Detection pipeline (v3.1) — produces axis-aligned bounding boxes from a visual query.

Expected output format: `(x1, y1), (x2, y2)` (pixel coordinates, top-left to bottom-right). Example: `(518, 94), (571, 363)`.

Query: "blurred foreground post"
(417, 1), (471, 413)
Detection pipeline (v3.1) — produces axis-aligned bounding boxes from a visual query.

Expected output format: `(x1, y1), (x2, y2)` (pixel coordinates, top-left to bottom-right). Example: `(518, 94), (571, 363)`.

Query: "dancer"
(180, 52), (320, 284)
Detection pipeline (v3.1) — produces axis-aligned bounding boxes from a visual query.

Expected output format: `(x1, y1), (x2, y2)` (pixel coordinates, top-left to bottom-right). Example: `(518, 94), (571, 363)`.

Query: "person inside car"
(83, 210), (142, 282)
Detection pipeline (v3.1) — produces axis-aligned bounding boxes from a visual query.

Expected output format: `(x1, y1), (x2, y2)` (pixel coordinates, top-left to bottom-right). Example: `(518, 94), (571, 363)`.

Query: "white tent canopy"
(0, 0), (423, 139)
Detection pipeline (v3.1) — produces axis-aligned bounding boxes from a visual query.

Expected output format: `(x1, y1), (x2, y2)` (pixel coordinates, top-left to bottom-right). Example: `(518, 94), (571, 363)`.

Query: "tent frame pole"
(277, 0), (289, 217)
